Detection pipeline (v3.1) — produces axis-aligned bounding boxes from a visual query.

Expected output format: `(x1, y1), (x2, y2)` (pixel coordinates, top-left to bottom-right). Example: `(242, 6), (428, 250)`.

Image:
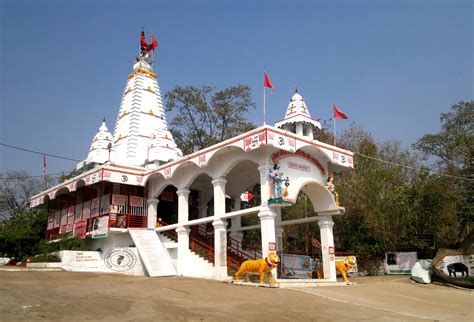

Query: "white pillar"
(296, 123), (303, 136)
(176, 226), (190, 275)
(212, 219), (228, 278)
(258, 206), (277, 257)
(146, 197), (159, 229)
(198, 205), (208, 218)
(176, 188), (190, 225)
(230, 197), (243, 244)
(274, 207), (283, 252)
(258, 206), (277, 281)
(212, 177), (228, 278)
(176, 188), (190, 275)
(258, 163), (271, 204)
(318, 215), (336, 281)
(307, 125), (314, 140)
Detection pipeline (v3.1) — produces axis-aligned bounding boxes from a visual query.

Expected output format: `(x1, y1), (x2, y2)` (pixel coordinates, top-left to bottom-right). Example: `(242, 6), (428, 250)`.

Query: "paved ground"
(0, 270), (472, 321)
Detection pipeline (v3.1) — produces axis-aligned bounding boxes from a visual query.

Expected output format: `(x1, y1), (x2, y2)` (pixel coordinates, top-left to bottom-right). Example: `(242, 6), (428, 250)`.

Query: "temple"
(30, 31), (354, 282)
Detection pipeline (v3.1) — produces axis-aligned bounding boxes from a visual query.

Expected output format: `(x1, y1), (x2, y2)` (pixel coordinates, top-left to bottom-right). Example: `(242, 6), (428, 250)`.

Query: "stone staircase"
(129, 229), (176, 277)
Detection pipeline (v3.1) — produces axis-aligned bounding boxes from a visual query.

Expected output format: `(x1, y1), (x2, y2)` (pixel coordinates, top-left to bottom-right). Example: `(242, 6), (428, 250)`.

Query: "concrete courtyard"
(0, 270), (472, 321)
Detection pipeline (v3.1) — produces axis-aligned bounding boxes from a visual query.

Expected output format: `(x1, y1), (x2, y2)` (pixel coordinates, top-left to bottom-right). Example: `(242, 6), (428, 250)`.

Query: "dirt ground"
(0, 270), (472, 321)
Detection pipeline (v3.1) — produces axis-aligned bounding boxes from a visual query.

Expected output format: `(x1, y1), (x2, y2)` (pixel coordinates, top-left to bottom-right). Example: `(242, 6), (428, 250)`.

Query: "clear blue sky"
(0, 0), (472, 177)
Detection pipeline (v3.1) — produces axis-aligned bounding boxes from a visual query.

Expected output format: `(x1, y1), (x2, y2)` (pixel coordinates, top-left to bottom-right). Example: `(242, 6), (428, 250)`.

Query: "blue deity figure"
(269, 163), (283, 199)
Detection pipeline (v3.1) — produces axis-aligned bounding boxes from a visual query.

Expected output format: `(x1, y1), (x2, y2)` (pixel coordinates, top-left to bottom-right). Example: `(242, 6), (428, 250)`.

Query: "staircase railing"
(227, 235), (262, 260)
(190, 237), (214, 263)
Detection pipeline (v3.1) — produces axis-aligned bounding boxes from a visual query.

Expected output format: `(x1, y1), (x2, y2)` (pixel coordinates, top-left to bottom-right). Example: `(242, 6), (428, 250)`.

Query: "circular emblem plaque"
(104, 248), (137, 272)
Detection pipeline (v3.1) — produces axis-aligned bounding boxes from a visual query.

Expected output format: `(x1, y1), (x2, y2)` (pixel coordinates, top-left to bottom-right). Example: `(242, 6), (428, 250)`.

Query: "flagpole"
(43, 154), (46, 190)
(333, 117), (336, 146)
(263, 82), (266, 126)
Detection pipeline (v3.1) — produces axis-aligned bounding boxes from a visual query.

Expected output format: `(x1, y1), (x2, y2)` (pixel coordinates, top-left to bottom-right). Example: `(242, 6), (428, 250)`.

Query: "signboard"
(268, 242), (277, 251)
(112, 194), (127, 206)
(385, 252), (417, 274)
(73, 221), (87, 239)
(240, 191), (254, 202)
(91, 216), (109, 239)
(129, 196), (144, 207)
(280, 254), (313, 279)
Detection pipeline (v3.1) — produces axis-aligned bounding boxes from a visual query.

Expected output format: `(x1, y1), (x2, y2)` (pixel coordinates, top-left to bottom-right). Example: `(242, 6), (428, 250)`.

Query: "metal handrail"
(190, 237), (214, 263)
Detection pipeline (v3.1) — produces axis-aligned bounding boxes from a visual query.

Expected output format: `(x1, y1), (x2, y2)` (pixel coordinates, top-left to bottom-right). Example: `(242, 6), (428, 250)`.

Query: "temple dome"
(275, 90), (321, 140)
(86, 119), (113, 164)
(147, 122), (183, 165)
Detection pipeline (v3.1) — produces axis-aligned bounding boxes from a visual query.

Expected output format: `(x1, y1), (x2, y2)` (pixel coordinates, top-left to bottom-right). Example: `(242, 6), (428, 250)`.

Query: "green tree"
(0, 171), (54, 260)
(165, 85), (256, 154)
(0, 210), (47, 260)
(413, 101), (473, 244)
(0, 171), (54, 219)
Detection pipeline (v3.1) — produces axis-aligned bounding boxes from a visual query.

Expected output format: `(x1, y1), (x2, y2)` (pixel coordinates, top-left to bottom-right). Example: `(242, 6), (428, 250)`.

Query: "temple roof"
(275, 91), (321, 130)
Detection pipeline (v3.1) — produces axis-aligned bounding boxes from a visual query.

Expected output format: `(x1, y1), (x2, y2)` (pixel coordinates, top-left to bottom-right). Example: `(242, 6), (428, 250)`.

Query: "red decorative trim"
(267, 128), (353, 157)
(31, 126), (354, 204)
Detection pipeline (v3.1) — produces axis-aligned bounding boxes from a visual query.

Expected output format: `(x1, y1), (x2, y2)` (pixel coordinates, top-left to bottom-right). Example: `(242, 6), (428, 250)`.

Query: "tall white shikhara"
(110, 43), (182, 168)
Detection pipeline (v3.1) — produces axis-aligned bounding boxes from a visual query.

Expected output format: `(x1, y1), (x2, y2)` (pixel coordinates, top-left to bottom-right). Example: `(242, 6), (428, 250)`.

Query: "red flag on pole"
(140, 31), (148, 48)
(311, 235), (321, 249)
(264, 72), (275, 92)
(151, 34), (159, 49)
(333, 105), (348, 119)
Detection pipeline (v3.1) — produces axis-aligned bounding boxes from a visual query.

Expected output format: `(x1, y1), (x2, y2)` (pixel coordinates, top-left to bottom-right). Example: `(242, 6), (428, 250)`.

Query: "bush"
(31, 254), (61, 263)
(59, 236), (87, 251)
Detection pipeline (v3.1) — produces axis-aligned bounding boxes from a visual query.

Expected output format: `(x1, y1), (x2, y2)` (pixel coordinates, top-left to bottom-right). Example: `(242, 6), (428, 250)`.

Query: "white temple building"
(30, 31), (354, 283)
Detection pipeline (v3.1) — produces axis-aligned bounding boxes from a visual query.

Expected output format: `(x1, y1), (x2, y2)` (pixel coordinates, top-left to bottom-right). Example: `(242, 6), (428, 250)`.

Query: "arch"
(156, 184), (179, 225)
(175, 163), (212, 189)
(205, 146), (259, 179)
(143, 171), (165, 187)
(288, 179), (337, 213)
(53, 187), (70, 199)
(295, 145), (332, 165)
(74, 179), (86, 191)
(225, 159), (260, 198)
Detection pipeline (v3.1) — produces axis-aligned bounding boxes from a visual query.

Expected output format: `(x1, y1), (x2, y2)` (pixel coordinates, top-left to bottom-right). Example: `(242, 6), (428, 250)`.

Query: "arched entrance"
(276, 180), (340, 281)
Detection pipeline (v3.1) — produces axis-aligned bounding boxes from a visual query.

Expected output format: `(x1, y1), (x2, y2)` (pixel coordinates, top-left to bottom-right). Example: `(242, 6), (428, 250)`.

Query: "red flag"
(311, 235), (321, 249)
(333, 105), (348, 119)
(151, 34), (159, 49)
(264, 72), (275, 91)
(140, 31), (148, 48)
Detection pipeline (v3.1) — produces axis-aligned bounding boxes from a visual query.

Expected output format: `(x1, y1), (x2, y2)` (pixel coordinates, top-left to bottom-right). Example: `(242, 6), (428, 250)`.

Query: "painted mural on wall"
(432, 249), (474, 289)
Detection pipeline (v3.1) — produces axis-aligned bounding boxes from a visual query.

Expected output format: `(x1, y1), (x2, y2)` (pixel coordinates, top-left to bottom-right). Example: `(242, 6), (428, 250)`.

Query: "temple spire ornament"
(274, 90), (321, 140)
(134, 28), (159, 73)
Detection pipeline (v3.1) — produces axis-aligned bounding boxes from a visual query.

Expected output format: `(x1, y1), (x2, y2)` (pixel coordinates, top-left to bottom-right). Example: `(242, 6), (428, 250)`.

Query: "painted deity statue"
(326, 175), (340, 206)
(269, 163), (283, 199)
